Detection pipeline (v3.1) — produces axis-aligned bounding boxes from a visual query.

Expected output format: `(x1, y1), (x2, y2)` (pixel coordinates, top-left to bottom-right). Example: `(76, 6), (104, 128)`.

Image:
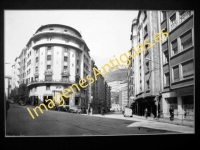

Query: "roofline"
(35, 24), (82, 37)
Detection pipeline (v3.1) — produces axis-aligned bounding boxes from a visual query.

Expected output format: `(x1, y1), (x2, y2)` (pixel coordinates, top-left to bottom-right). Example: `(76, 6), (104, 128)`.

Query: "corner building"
(26, 24), (91, 109)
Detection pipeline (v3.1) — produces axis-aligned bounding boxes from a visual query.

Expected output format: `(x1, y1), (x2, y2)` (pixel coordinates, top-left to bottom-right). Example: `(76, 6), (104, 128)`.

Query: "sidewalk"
(83, 113), (194, 133)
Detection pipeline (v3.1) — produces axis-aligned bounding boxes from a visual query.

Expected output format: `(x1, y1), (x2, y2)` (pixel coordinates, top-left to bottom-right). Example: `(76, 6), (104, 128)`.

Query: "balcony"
(34, 71), (39, 77)
(44, 69), (53, 75)
(27, 79), (74, 86)
(61, 70), (70, 76)
(179, 11), (192, 24)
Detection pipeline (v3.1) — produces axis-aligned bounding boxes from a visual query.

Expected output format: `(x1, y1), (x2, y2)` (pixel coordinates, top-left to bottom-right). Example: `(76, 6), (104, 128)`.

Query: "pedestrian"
(101, 107), (104, 116)
(6, 100), (10, 119)
(145, 108), (148, 119)
(90, 107), (93, 115)
(169, 106), (174, 121)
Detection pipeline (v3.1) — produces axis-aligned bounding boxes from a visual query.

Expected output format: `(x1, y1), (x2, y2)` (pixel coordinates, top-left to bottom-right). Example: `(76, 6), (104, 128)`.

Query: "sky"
(5, 10), (138, 76)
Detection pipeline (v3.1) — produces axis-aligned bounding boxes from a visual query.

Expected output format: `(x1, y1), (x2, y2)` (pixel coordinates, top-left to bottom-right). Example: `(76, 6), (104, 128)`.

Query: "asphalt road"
(6, 104), (177, 136)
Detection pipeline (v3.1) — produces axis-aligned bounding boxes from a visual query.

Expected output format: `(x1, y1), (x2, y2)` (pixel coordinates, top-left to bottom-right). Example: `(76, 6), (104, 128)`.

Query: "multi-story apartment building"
(19, 47), (27, 85)
(128, 10), (194, 120)
(119, 86), (128, 111)
(17, 24), (92, 109)
(158, 11), (194, 119)
(11, 57), (20, 89)
(129, 11), (161, 117)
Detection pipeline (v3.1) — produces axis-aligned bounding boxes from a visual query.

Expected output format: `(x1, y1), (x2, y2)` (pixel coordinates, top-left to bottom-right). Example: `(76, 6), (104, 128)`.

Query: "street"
(6, 104), (193, 136)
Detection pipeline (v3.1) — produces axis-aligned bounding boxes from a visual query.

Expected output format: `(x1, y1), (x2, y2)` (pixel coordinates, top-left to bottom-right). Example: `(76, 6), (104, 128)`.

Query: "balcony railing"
(61, 70), (70, 76)
(180, 11), (192, 24)
(27, 79), (74, 86)
(44, 69), (53, 75)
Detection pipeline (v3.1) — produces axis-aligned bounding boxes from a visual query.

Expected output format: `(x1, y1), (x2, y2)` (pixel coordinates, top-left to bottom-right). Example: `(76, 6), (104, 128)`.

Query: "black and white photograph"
(4, 9), (195, 137)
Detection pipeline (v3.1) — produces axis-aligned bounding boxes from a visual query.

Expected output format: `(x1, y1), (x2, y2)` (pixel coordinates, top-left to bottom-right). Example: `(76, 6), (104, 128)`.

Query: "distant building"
(5, 75), (12, 100)
(119, 86), (128, 111)
(11, 57), (20, 89)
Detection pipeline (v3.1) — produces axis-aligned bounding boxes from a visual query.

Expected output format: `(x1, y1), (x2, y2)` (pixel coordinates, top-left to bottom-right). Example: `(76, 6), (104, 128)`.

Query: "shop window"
(171, 40), (178, 55)
(173, 65), (179, 82)
(180, 30), (192, 51)
(182, 60), (194, 78)
(182, 95), (194, 117)
(166, 97), (178, 114)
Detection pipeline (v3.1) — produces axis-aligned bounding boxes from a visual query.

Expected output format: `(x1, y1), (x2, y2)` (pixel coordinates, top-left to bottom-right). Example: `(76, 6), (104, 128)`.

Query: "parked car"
(57, 105), (69, 112)
(68, 107), (82, 114)
(8, 99), (15, 104)
(18, 100), (26, 106)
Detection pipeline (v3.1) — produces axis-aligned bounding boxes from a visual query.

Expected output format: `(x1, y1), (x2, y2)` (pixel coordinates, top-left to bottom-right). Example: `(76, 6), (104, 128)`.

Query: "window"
(47, 46), (51, 51)
(62, 76), (68, 82)
(162, 28), (168, 43)
(47, 55), (51, 60)
(64, 56), (68, 62)
(179, 11), (192, 23)
(146, 80), (150, 89)
(36, 57), (38, 62)
(77, 69), (79, 74)
(164, 73), (170, 86)
(50, 28), (54, 30)
(163, 50), (169, 64)
(35, 67), (38, 72)
(64, 66), (68, 70)
(47, 65), (51, 69)
(45, 75), (52, 81)
(182, 60), (194, 78)
(180, 30), (192, 51)
(171, 40), (178, 55)
(64, 47), (68, 52)
(173, 66), (179, 82)
(144, 25), (148, 37)
(77, 60), (79, 65)
(146, 61), (149, 71)
(46, 85), (50, 90)
(161, 11), (166, 21)
(170, 14), (177, 31)
(64, 38), (69, 43)
(75, 98), (79, 105)
(35, 77), (38, 82)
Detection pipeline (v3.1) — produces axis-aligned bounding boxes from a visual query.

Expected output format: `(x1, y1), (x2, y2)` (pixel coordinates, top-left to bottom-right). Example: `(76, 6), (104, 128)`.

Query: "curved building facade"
(25, 24), (91, 109)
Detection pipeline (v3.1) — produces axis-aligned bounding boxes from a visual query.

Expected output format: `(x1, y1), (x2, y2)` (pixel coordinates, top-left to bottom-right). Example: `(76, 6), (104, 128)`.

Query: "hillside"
(104, 68), (128, 83)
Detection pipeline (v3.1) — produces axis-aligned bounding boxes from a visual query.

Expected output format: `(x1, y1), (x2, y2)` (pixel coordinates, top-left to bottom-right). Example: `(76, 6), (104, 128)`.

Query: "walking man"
(169, 106), (174, 121)
(145, 108), (148, 119)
